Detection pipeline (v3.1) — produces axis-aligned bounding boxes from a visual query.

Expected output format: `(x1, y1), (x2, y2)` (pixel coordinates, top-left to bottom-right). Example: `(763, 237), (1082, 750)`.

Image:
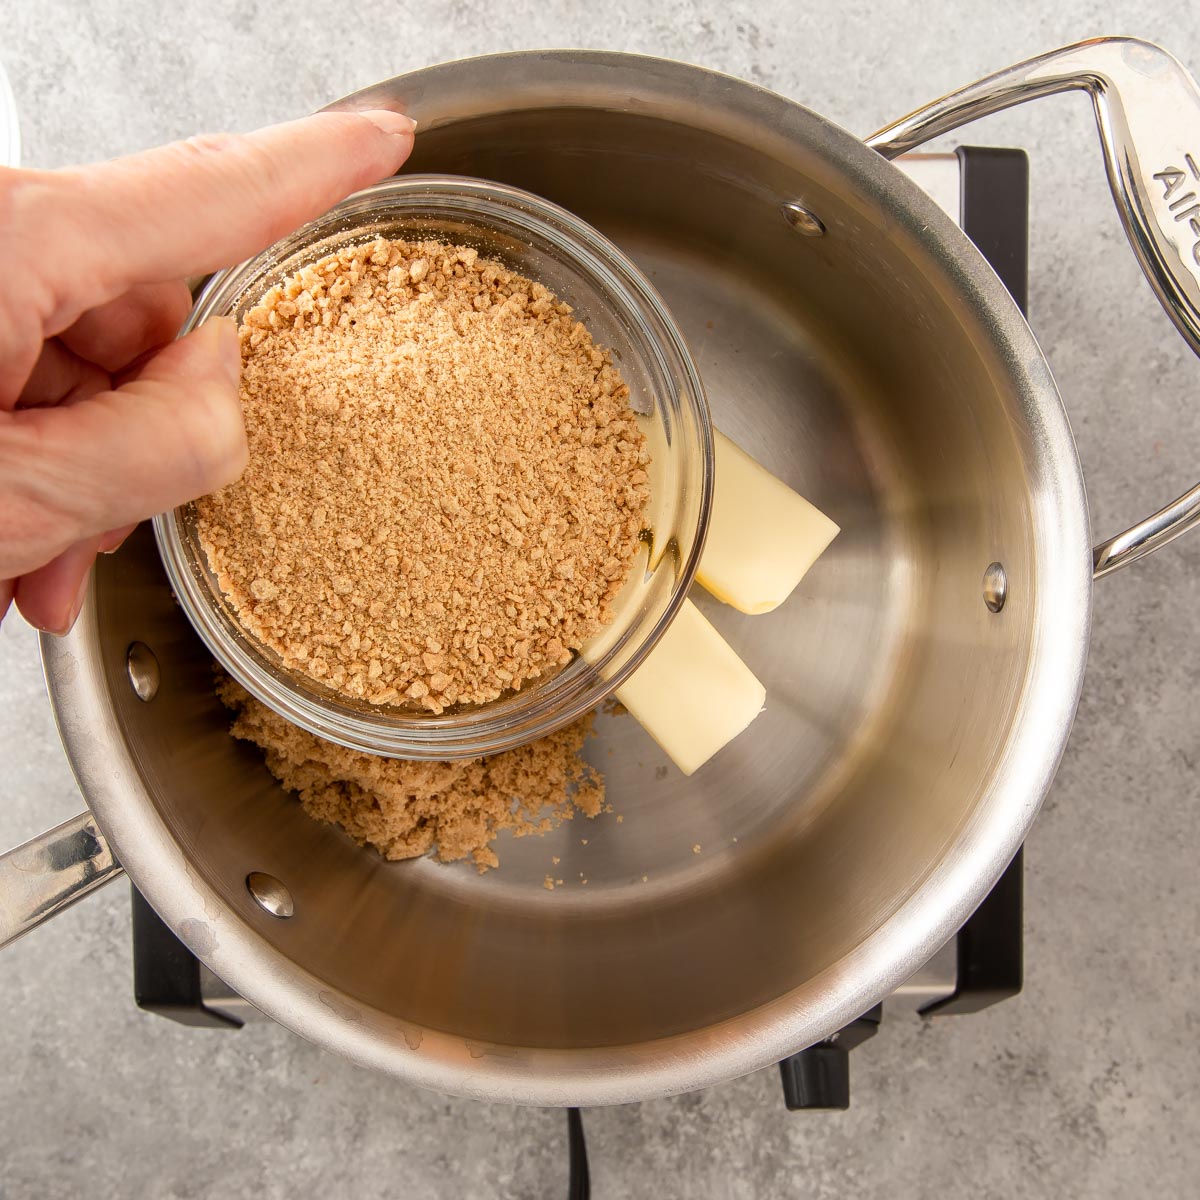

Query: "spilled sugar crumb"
(198, 237), (650, 713)
(220, 678), (604, 871)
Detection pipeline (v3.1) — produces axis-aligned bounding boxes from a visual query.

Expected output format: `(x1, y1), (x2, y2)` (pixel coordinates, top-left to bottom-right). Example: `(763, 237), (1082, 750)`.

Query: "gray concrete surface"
(3, 1), (1200, 1196)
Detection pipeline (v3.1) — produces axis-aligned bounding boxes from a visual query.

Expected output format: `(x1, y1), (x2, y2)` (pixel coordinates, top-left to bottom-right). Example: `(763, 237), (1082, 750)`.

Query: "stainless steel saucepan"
(4, 38), (1199, 1105)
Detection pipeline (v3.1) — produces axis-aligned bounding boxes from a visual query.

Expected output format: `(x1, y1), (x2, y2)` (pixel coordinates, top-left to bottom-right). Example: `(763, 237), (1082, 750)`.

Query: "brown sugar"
(219, 678), (605, 870)
(196, 237), (650, 712)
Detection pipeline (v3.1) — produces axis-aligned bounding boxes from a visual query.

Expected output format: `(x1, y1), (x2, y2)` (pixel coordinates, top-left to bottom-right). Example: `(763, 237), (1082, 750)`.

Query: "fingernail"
(99, 523), (138, 554)
(359, 108), (417, 137)
(200, 316), (241, 389)
(49, 570), (93, 637)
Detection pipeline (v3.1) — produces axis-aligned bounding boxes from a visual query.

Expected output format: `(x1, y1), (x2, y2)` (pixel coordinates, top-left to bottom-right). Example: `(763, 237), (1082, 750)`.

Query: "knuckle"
(0, 420), (78, 575)
(179, 131), (242, 158)
(130, 282), (193, 348)
(174, 130), (283, 222)
(0, 171), (67, 327)
(179, 130), (281, 194)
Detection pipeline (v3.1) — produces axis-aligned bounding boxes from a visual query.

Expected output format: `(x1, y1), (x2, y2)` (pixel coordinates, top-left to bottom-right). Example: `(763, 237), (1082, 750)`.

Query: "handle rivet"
(126, 642), (160, 702)
(782, 201), (826, 236)
(983, 562), (1008, 613)
(246, 872), (294, 918)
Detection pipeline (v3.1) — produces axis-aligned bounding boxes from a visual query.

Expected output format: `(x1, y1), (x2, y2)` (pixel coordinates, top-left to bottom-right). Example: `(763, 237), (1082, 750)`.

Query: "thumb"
(0, 317), (246, 579)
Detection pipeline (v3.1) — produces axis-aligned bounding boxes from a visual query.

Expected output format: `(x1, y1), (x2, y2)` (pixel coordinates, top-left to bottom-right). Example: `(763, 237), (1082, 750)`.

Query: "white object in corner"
(0, 61), (19, 167)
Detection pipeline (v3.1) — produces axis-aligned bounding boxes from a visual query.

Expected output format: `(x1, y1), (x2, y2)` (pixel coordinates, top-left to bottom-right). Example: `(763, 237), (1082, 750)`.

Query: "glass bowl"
(154, 174), (712, 759)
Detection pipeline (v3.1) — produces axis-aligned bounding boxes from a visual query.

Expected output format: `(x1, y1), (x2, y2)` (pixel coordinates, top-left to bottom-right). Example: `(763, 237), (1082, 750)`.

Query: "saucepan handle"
(0, 812), (123, 949)
(868, 36), (1200, 579)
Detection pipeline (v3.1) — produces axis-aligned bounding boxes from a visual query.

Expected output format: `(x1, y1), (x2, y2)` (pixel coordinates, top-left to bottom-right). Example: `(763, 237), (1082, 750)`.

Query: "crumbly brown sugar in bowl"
(196, 237), (651, 713)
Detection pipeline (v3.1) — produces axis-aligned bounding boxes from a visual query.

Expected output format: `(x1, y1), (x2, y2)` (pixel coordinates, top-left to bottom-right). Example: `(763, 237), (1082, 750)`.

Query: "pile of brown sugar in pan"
(196, 237), (651, 713)
(220, 678), (606, 871)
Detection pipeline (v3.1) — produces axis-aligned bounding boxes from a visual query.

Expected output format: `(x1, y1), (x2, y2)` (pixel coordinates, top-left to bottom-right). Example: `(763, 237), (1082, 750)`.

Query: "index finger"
(21, 109), (416, 338)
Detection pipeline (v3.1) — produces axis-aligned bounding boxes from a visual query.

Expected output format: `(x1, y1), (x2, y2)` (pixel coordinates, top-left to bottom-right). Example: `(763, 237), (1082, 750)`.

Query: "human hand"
(0, 109), (415, 634)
